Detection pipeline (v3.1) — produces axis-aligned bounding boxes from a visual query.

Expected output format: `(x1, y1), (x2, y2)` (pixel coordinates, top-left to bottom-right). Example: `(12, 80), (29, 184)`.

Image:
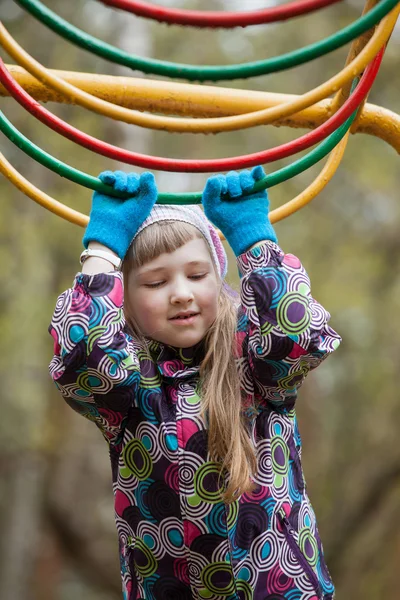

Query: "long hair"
(122, 220), (257, 502)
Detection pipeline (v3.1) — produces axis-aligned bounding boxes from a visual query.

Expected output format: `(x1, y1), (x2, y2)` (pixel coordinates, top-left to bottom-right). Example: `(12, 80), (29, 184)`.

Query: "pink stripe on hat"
(134, 204), (228, 279)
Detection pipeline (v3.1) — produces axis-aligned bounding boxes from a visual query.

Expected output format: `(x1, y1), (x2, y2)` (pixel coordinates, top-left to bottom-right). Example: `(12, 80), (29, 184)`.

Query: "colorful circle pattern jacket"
(49, 241), (341, 600)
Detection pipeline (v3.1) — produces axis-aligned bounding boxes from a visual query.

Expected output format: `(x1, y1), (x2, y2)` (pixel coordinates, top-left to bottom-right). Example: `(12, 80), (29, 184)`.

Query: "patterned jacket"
(49, 240), (341, 600)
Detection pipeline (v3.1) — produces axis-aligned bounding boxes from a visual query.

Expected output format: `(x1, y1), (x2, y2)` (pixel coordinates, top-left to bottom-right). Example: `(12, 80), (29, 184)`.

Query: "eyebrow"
(138, 260), (210, 276)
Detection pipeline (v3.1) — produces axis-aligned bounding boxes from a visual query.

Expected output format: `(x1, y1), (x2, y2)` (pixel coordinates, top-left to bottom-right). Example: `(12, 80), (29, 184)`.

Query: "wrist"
(87, 241), (120, 258)
(81, 256), (117, 275)
(224, 221), (278, 256)
(80, 247), (122, 271)
(247, 240), (271, 251)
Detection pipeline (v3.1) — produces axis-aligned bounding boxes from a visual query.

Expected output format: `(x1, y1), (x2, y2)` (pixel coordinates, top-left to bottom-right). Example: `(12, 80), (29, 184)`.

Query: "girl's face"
(127, 237), (221, 348)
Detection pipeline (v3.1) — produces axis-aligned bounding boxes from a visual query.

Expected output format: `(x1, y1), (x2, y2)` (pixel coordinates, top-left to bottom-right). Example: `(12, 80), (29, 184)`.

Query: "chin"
(166, 332), (205, 348)
(179, 340), (202, 349)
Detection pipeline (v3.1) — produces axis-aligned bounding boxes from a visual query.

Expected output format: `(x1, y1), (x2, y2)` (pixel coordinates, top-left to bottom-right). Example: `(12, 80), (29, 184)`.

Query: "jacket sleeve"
(48, 271), (141, 445)
(235, 241), (341, 410)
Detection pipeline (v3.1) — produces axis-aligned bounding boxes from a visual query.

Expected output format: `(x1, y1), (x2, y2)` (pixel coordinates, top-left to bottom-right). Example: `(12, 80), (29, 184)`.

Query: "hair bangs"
(124, 221), (204, 270)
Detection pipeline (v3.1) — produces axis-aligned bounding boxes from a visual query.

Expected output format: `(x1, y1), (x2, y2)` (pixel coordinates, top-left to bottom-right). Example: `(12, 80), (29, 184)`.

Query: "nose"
(171, 276), (194, 304)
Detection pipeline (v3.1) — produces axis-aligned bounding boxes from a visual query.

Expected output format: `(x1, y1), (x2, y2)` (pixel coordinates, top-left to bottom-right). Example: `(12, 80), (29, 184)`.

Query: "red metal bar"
(99, 0), (343, 28)
(0, 50), (383, 172)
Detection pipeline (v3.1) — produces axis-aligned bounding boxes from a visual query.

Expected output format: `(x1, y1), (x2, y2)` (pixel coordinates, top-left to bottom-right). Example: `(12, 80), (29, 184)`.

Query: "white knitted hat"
(134, 204), (228, 279)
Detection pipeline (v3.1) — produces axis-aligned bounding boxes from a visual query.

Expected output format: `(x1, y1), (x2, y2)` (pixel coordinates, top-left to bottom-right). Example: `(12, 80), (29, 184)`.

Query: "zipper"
(277, 510), (323, 599)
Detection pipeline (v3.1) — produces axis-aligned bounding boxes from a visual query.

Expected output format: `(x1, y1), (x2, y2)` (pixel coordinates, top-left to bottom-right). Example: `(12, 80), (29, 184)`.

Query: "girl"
(49, 166), (340, 600)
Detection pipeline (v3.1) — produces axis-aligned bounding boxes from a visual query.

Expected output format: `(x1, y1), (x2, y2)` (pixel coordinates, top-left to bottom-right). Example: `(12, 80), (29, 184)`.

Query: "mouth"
(169, 313), (199, 324)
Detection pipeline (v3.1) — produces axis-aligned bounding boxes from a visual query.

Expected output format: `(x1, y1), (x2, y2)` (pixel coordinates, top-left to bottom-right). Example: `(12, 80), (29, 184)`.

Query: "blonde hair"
(122, 221), (257, 502)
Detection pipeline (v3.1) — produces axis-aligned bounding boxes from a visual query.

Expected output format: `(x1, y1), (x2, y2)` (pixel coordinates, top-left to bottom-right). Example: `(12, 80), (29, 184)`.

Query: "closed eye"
(144, 274), (207, 289)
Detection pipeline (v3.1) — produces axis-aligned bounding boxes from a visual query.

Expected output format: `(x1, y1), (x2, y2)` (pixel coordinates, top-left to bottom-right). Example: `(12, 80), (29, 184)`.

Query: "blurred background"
(0, 1), (399, 598)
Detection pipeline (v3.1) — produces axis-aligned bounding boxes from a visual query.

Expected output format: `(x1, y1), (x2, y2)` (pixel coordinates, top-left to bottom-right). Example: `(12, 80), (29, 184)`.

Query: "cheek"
(200, 287), (219, 314)
(128, 290), (165, 323)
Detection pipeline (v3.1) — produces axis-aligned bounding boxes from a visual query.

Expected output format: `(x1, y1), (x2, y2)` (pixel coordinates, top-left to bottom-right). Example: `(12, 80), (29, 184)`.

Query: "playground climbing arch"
(0, 0), (399, 239)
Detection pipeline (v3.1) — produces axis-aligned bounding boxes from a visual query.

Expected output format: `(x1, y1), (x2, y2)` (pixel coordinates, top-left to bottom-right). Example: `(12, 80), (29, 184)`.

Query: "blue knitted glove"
(202, 166), (277, 257)
(82, 170), (158, 259)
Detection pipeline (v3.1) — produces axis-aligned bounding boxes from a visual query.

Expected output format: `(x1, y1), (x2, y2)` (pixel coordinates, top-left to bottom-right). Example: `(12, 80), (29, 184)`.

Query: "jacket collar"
(146, 337), (206, 380)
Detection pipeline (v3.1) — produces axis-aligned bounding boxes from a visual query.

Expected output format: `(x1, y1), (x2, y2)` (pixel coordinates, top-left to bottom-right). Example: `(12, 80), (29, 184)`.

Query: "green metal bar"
(0, 106), (357, 203)
(14, 0), (398, 81)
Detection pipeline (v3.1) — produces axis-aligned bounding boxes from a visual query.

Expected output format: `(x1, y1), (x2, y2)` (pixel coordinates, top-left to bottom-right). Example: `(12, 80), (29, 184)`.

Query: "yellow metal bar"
(0, 125), (349, 230)
(356, 104), (400, 151)
(1, 65), (331, 121)
(2, 65), (399, 153)
(328, 0), (392, 135)
(1, 6), (399, 134)
(0, 151), (88, 227)
(270, 131), (350, 222)
(330, 0), (380, 115)
(271, 1), (361, 222)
